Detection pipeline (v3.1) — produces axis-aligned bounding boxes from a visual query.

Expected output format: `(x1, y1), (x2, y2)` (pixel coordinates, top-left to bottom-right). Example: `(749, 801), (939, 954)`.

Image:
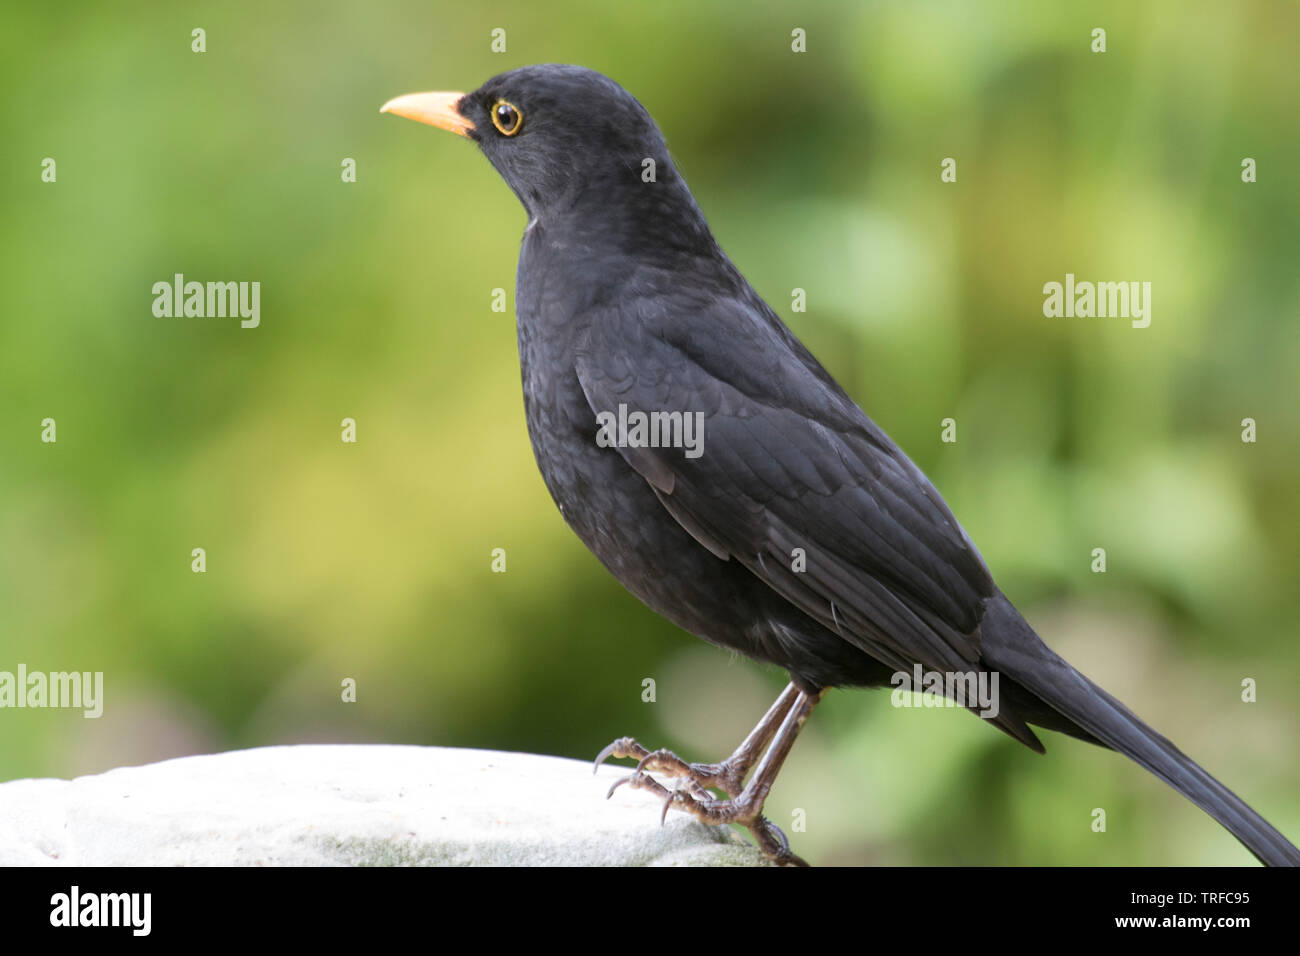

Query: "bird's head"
(382, 65), (703, 239)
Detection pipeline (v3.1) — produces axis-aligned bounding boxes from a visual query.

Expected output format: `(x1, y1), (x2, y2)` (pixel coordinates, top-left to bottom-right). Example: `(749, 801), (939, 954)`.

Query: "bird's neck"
(534, 169), (719, 265)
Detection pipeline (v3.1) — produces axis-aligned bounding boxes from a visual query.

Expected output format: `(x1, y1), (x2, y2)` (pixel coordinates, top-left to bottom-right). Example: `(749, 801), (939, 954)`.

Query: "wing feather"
(574, 291), (997, 678)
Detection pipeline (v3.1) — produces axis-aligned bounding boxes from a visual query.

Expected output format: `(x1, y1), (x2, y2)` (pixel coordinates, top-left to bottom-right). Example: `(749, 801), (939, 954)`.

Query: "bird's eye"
(491, 99), (523, 136)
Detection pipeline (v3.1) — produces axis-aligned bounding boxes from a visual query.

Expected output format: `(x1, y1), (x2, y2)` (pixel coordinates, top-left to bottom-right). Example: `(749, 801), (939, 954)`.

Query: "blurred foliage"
(1, 0), (1297, 865)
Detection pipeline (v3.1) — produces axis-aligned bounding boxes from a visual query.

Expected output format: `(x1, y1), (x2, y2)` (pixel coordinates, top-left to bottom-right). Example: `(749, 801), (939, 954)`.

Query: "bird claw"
(594, 734), (808, 866)
(659, 790), (675, 826)
(593, 736), (651, 774)
(759, 817), (794, 857)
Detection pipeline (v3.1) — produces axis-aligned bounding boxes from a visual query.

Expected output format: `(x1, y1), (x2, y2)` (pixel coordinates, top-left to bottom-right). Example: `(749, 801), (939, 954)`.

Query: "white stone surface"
(0, 745), (767, 866)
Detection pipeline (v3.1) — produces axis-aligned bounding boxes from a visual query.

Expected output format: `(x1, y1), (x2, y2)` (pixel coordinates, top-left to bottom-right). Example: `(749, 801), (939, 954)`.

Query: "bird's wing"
(573, 286), (997, 681)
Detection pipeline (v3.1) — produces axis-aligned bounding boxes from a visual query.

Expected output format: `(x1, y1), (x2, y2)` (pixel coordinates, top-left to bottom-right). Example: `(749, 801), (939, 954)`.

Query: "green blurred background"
(2, 0), (1297, 865)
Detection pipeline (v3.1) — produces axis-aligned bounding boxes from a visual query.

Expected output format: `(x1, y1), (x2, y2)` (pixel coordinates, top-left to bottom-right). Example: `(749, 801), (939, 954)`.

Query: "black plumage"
(382, 65), (1299, 866)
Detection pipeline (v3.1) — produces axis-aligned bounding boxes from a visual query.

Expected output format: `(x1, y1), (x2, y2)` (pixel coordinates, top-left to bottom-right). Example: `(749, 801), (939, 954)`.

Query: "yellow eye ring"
(491, 99), (523, 136)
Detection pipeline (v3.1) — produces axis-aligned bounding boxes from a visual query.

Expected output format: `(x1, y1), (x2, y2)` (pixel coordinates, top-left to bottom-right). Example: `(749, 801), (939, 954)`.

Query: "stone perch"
(0, 744), (769, 866)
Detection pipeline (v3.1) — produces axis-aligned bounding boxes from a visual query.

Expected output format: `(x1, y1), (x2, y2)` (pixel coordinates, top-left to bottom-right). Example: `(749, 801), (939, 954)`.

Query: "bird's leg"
(593, 682), (800, 797)
(695, 688), (822, 863)
(597, 685), (823, 866)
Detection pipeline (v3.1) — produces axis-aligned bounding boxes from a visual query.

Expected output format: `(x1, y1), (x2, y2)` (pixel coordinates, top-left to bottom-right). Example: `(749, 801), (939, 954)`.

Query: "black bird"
(382, 65), (1299, 866)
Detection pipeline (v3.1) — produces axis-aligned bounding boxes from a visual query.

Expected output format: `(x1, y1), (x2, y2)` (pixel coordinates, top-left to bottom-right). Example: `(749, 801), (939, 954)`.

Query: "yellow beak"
(380, 91), (474, 138)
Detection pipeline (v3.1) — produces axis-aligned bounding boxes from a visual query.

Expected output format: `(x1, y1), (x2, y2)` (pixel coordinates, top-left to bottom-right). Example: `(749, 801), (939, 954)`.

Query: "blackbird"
(382, 64), (1299, 866)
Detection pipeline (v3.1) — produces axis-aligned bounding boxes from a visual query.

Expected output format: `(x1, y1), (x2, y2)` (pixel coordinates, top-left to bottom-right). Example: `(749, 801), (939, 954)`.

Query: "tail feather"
(981, 593), (1300, 867)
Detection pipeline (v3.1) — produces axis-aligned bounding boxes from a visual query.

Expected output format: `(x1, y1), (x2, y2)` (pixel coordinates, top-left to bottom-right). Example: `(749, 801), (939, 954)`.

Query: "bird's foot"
(593, 736), (748, 797)
(593, 736), (807, 866)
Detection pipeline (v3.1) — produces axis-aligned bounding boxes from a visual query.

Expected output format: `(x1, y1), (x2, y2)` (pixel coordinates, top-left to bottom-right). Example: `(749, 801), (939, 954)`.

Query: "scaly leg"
(594, 684), (822, 865)
(593, 682), (800, 797)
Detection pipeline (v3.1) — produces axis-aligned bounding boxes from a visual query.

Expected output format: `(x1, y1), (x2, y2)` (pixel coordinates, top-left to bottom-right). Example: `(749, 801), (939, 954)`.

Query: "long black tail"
(981, 592), (1300, 866)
